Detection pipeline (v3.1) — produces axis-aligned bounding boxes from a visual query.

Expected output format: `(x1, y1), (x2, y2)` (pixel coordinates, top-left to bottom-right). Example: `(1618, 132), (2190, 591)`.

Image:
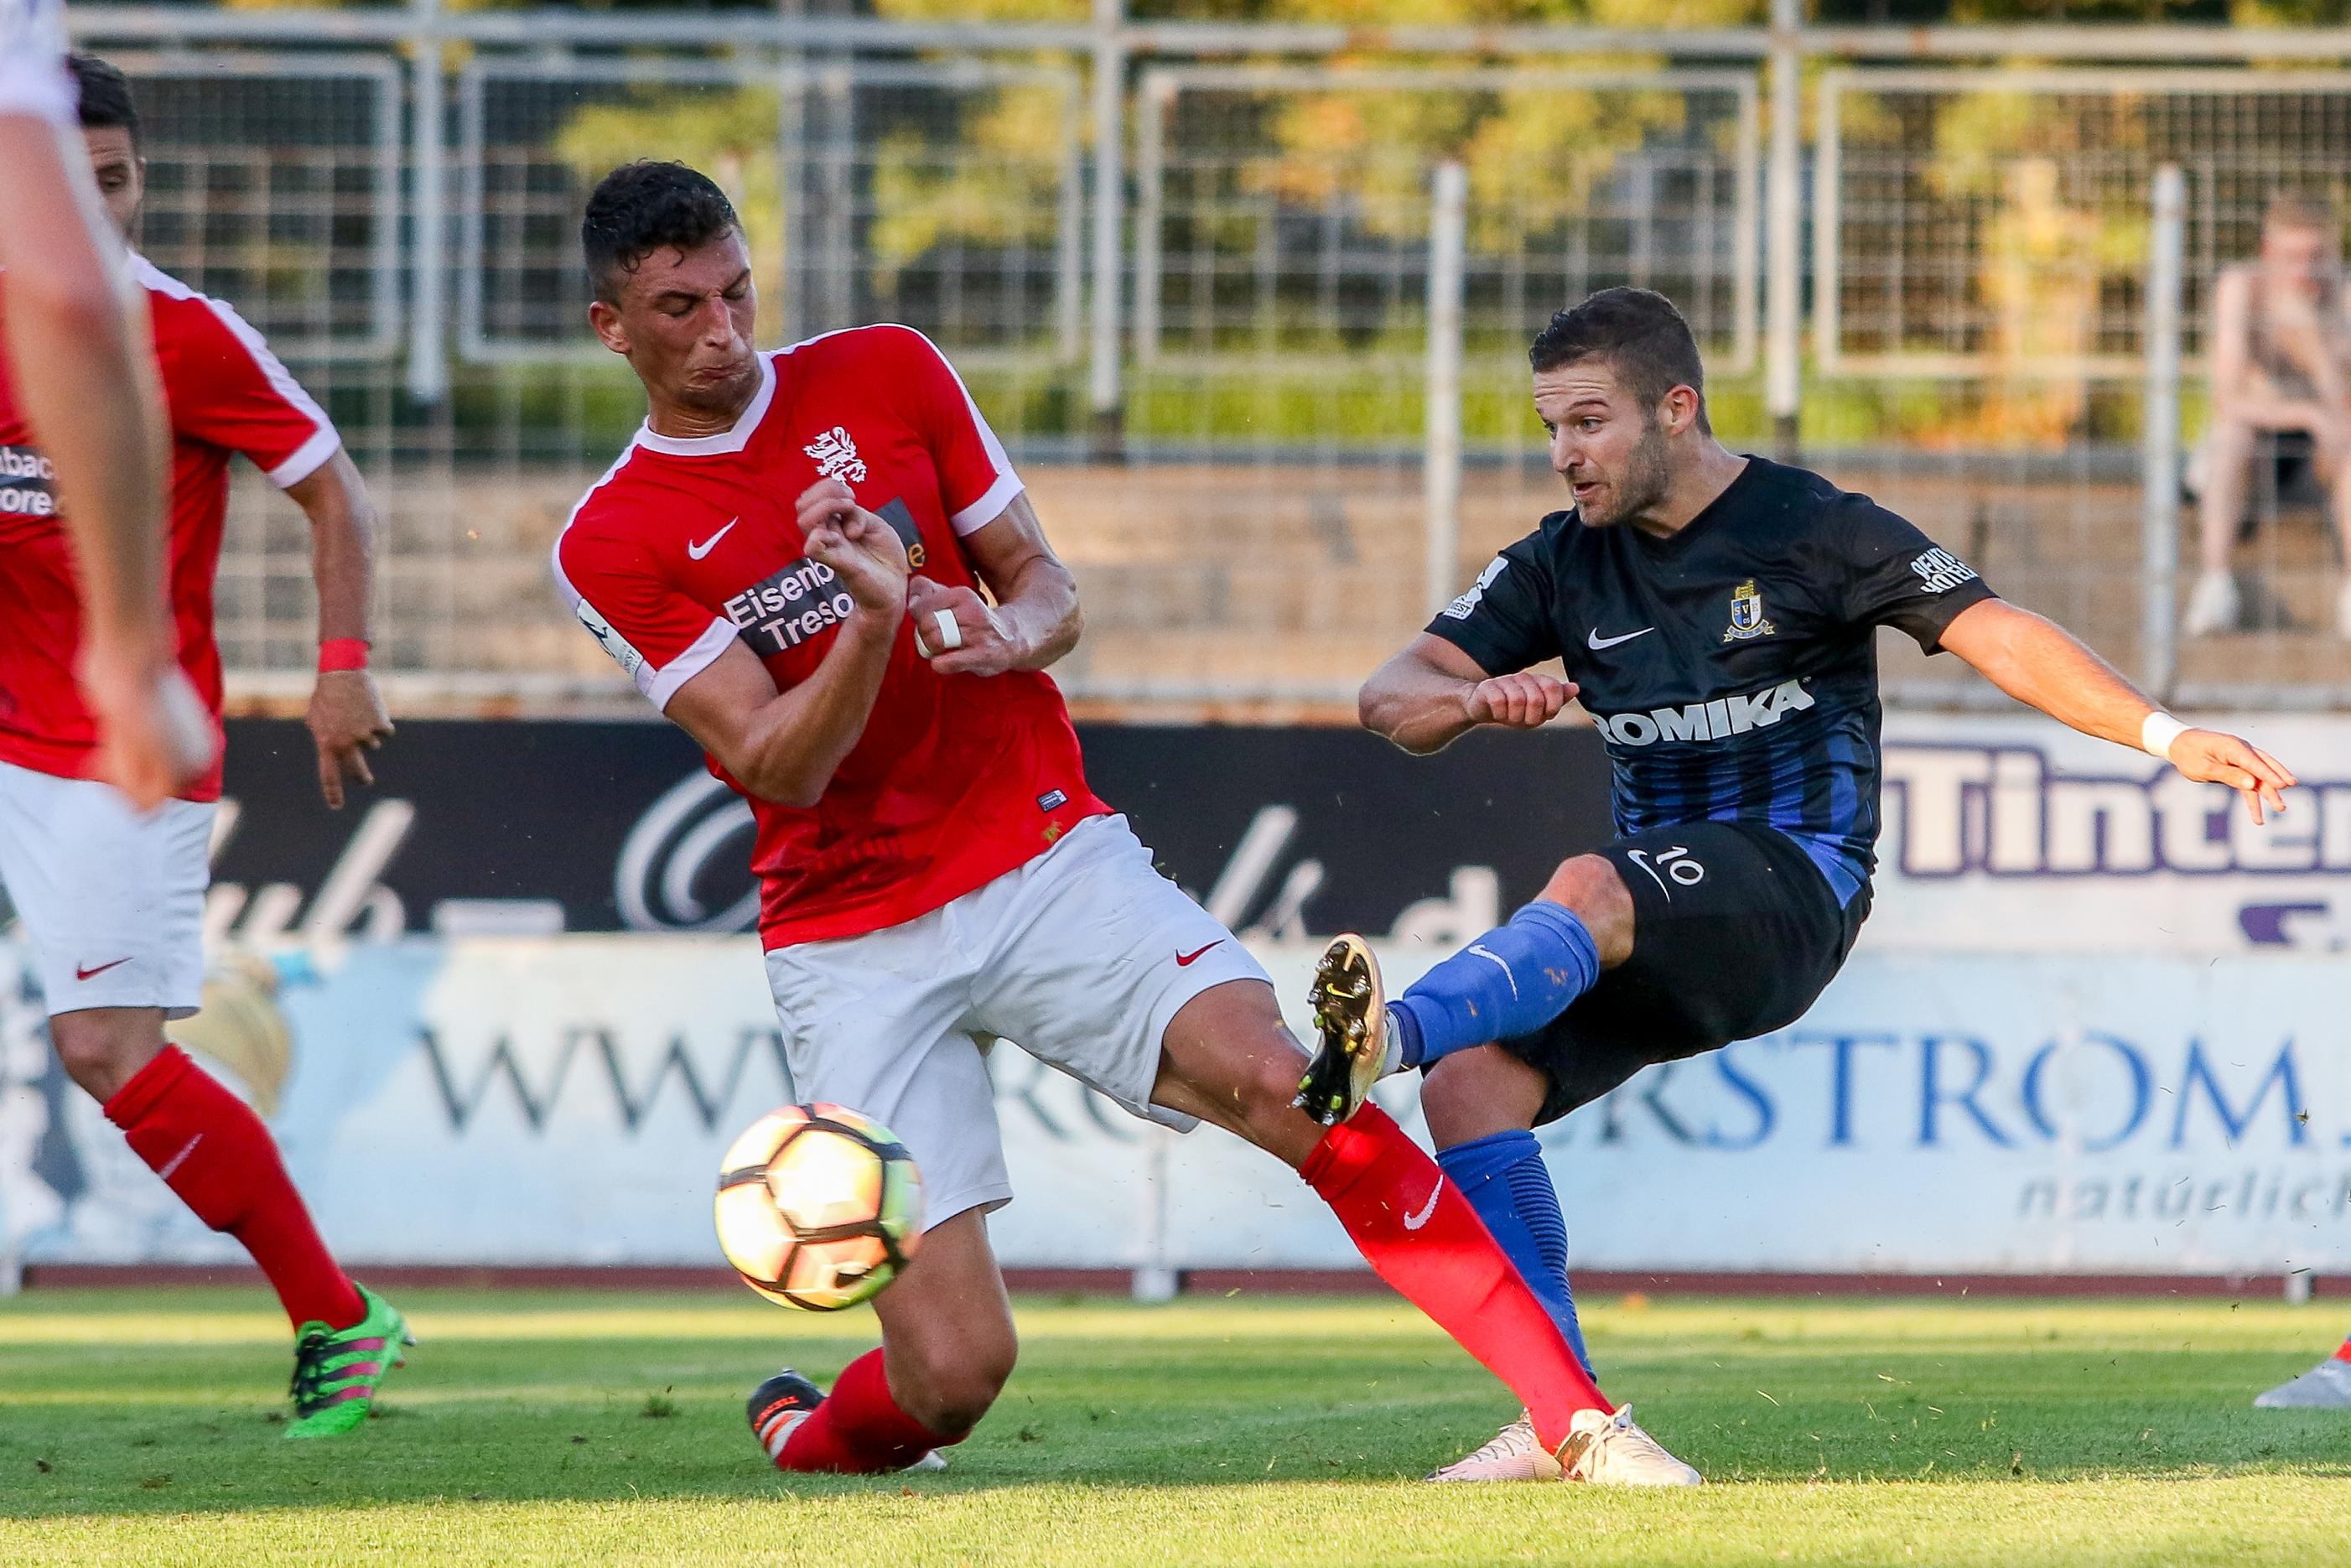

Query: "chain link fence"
(58, 12), (2351, 712)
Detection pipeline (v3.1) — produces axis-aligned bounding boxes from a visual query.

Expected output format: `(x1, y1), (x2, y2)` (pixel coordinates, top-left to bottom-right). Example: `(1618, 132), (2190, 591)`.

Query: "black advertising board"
(209, 719), (1615, 942)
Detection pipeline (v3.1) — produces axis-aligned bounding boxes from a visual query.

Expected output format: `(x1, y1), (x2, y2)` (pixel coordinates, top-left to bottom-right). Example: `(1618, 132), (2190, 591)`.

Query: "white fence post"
(1764, 0), (1803, 459)
(1131, 1129), (1177, 1303)
(405, 0), (448, 404)
(1087, 0), (1126, 459)
(2142, 163), (2186, 702)
(1425, 161), (1468, 617)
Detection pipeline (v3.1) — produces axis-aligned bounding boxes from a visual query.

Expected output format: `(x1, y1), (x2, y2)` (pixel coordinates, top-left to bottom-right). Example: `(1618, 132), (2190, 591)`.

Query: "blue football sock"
(1390, 901), (1598, 1068)
(1437, 1129), (1591, 1375)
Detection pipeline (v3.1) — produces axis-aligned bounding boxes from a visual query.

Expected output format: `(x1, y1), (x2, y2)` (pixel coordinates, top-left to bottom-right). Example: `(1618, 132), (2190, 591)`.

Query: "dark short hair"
(581, 161), (742, 304)
(1528, 287), (1709, 433)
(68, 53), (139, 149)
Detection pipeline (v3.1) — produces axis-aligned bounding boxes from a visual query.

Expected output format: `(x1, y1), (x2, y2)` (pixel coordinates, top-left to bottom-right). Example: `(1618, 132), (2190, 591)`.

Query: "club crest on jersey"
(1721, 579), (1776, 642)
(805, 426), (868, 485)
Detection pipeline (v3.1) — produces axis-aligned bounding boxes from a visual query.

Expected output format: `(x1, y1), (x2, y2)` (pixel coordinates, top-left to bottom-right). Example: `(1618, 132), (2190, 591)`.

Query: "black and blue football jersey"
(1425, 457), (1996, 905)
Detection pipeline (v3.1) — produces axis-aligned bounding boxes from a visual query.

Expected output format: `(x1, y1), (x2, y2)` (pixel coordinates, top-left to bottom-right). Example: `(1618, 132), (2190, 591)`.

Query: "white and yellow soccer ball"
(714, 1103), (925, 1311)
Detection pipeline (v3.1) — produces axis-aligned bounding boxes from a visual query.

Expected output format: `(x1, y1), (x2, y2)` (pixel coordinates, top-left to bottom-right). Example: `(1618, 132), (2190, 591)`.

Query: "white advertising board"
(3, 934), (2341, 1278)
(1875, 712), (2351, 954)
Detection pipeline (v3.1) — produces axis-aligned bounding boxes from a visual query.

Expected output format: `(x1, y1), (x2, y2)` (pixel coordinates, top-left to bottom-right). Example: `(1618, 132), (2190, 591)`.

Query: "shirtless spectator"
(2186, 190), (2351, 638)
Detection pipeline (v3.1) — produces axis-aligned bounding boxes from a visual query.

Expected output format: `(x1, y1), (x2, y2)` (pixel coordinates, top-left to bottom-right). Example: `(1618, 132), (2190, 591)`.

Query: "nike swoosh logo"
(1587, 626), (1654, 650)
(1403, 1178), (1445, 1231)
(1175, 940), (1225, 968)
(74, 958), (131, 982)
(687, 519), (739, 560)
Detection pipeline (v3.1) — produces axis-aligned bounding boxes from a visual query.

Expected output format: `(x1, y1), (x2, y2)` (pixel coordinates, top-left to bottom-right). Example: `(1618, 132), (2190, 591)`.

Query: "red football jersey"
(554, 325), (1107, 948)
(0, 256), (341, 801)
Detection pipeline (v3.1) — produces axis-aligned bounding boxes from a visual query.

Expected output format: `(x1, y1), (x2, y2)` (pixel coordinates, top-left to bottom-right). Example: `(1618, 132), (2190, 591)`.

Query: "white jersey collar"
(632, 351), (777, 458)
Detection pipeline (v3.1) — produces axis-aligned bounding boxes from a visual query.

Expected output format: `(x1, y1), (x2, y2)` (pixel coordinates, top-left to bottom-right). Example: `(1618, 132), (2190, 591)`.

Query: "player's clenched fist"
(797, 478), (908, 615)
(909, 575), (1017, 675)
(1464, 670), (1573, 729)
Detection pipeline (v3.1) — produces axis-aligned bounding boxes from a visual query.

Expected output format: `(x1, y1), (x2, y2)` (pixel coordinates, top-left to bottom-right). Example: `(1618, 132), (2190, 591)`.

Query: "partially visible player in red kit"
(0, 5), (210, 806)
(0, 55), (409, 1438)
(557, 161), (1680, 1483)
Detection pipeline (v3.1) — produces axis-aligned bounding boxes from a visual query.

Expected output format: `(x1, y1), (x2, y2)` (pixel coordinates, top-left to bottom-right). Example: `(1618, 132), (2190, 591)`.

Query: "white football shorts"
(763, 813), (1269, 1229)
(0, 760), (214, 1018)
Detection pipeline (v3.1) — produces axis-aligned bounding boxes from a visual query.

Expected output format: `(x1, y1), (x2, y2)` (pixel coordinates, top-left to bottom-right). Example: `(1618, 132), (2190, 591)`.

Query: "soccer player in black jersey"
(1295, 287), (2299, 1486)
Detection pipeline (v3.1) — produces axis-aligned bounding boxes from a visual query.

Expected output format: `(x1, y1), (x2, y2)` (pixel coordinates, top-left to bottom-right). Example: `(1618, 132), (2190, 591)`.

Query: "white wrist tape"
(930, 607), (963, 653)
(2141, 711), (2191, 761)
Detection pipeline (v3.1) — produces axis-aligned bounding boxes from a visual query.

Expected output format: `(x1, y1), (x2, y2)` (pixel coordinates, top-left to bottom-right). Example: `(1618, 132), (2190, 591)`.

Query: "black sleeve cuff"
(1420, 615), (1511, 678)
(1902, 579), (2000, 654)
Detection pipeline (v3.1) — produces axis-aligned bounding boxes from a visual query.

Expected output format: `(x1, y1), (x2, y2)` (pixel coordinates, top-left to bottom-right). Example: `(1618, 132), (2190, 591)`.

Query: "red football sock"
(2334, 1337), (2351, 1364)
(1302, 1103), (1611, 1451)
(775, 1348), (963, 1474)
(103, 1046), (363, 1332)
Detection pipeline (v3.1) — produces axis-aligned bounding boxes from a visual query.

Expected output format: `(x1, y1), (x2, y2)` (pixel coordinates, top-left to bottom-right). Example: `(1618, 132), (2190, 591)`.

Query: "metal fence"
(59, 8), (2351, 713)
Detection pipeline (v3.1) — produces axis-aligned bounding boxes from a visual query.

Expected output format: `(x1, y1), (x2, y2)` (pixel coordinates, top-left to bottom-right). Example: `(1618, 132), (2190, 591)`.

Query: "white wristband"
(2141, 711), (2191, 761)
(930, 607), (963, 653)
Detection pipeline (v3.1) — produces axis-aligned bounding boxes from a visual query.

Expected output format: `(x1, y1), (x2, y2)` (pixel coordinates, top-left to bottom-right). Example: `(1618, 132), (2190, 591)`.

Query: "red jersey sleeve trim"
(911, 327), (1025, 535)
(134, 257), (340, 483)
(645, 615), (737, 712)
(950, 470), (1024, 537)
(267, 426), (343, 490)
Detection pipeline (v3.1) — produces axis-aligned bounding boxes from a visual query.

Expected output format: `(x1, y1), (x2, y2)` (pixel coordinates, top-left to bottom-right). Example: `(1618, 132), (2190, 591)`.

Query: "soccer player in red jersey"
(557, 160), (1686, 1483)
(0, 3), (210, 806)
(0, 55), (407, 1437)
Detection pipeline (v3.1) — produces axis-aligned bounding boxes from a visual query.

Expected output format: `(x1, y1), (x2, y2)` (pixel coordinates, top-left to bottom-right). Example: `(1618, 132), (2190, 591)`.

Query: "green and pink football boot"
(284, 1283), (413, 1439)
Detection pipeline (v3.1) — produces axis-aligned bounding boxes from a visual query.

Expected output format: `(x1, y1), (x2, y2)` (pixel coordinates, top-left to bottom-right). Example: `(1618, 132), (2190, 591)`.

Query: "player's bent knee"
(1539, 853), (1621, 910)
(890, 1337), (1016, 1436)
(1421, 1046), (1549, 1148)
(1537, 854), (1635, 963)
(46, 1010), (166, 1103)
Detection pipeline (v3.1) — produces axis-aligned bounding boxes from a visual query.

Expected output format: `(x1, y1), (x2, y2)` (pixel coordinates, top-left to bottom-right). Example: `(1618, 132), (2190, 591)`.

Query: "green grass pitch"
(1, 1286), (2346, 1566)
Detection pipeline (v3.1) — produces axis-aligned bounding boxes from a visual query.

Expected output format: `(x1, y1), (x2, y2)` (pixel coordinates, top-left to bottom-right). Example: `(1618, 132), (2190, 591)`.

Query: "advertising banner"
(1874, 711), (2351, 954)
(3, 937), (2340, 1278)
(3, 712), (2343, 1276)
(195, 714), (2348, 957)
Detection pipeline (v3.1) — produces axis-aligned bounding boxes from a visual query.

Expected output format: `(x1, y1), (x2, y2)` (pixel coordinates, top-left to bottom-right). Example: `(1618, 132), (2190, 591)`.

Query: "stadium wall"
(3, 714), (2344, 1285)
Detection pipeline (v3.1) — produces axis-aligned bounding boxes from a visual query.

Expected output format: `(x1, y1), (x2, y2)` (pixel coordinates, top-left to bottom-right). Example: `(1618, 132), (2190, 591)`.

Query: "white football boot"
(1428, 1405), (1702, 1486)
(2254, 1352), (2351, 1409)
(2183, 570), (2240, 636)
(1556, 1404), (1705, 1487)
(1425, 1413), (1554, 1482)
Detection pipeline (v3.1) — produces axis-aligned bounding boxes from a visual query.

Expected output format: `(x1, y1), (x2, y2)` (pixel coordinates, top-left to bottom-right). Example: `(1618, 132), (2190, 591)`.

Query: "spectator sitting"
(2185, 190), (2351, 637)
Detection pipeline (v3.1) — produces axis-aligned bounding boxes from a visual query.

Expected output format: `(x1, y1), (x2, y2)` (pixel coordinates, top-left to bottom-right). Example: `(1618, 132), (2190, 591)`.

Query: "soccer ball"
(714, 1103), (924, 1311)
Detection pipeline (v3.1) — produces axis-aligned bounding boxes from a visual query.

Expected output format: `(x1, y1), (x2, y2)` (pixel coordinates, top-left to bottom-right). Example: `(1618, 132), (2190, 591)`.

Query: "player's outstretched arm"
(286, 450), (393, 808)
(1360, 634), (1575, 755)
(1938, 597), (2297, 823)
(0, 114), (210, 807)
(906, 494), (1080, 677)
(664, 480), (909, 809)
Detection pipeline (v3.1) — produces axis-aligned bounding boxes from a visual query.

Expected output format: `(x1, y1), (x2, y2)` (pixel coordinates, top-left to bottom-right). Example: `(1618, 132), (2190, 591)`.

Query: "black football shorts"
(1502, 819), (1871, 1126)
